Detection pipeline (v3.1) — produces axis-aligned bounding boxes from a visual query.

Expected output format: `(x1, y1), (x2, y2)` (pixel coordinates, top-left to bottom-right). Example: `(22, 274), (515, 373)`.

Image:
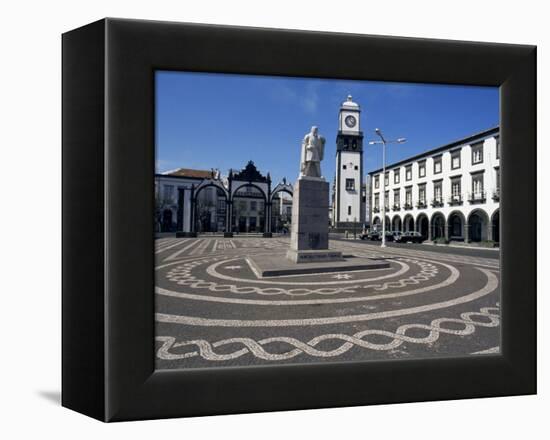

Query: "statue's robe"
(300, 133), (325, 178)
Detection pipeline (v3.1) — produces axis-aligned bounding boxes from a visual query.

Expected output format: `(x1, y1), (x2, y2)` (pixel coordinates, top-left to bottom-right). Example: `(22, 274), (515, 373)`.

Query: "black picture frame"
(62, 18), (536, 422)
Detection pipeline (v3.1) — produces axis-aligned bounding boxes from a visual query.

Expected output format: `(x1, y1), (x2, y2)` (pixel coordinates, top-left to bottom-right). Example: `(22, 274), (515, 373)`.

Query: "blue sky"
(156, 71), (498, 185)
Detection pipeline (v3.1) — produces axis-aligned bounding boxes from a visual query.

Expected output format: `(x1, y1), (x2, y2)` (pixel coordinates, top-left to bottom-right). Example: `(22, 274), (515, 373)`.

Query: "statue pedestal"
(286, 177), (343, 263)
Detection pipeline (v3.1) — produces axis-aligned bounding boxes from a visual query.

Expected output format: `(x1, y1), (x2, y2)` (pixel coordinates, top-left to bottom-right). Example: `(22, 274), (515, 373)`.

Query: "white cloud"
(301, 83), (320, 114)
(270, 82), (321, 115)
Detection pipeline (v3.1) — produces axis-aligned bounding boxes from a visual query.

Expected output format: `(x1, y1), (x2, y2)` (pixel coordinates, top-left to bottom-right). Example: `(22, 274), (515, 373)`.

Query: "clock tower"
(334, 95), (365, 227)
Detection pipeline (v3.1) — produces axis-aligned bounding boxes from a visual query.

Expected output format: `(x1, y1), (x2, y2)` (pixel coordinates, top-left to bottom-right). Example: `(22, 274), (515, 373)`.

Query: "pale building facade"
(369, 127), (500, 243)
(272, 193), (293, 232)
(155, 161), (293, 236)
(155, 168), (216, 233)
(363, 174), (371, 228)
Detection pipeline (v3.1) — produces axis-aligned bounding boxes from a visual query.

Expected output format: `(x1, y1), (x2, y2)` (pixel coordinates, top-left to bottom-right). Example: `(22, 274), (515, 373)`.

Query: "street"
(330, 234), (500, 259)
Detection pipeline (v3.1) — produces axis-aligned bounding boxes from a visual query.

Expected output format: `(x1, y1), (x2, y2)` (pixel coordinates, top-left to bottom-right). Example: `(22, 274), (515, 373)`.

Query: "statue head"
(311, 126), (318, 136)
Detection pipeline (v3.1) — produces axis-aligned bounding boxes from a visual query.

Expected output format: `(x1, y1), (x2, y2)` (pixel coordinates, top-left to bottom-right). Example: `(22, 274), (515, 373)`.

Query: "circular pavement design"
(154, 237), (501, 368)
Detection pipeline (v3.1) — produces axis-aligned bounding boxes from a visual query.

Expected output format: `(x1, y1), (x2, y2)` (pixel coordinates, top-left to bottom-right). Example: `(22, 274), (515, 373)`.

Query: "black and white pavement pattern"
(154, 237), (500, 369)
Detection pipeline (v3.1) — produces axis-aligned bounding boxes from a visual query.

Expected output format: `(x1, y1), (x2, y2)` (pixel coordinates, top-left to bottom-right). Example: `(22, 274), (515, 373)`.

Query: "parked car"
(396, 231), (424, 243)
(360, 231), (380, 240)
(371, 230), (395, 241)
(381, 231), (396, 242)
(361, 230), (401, 241)
(391, 231), (403, 242)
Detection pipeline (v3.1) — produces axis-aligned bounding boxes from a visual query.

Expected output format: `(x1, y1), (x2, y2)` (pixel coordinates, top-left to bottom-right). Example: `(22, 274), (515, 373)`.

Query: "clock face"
(345, 115), (357, 128)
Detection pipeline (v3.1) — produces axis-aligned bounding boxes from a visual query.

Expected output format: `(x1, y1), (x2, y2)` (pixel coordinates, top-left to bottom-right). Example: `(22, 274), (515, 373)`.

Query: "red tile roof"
(163, 168), (214, 179)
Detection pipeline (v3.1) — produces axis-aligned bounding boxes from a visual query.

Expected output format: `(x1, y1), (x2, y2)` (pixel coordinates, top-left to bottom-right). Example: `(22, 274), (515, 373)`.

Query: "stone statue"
(300, 126), (326, 179)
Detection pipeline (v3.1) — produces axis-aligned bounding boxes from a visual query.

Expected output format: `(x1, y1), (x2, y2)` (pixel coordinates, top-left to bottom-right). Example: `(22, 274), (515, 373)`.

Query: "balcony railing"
(416, 201), (427, 209)
(431, 198), (444, 208)
(468, 191), (486, 204)
(403, 202), (413, 210)
(448, 194), (463, 206)
(492, 189), (500, 201)
(392, 203), (401, 211)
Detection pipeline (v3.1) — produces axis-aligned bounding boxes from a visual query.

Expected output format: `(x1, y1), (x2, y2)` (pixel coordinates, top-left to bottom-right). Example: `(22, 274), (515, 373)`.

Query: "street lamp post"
(369, 129), (406, 248)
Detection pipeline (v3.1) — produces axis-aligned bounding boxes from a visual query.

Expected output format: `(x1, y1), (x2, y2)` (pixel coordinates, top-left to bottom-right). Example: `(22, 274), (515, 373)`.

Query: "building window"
(393, 190), (400, 206)
(418, 185), (426, 204)
(405, 188), (412, 207)
(433, 156), (442, 174)
(394, 168), (400, 184)
(405, 165), (412, 181)
(346, 178), (355, 191)
(493, 167), (500, 200)
(451, 178), (462, 202)
(451, 150), (461, 169)
(451, 179), (461, 198)
(374, 175), (380, 189)
(472, 142), (484, 164)
(433, 181), (442, 202)
(496, 137), (500, 159)
(418, 161), (426, 178)
(163, 185), (174, 201)
(471, 173), (485, 200)
(250, 201), (257, 211)
(354, 165), (359, 170)
(374, 194), (380, 209)
(384, 191), (389, 209)
(384, 172), (389, 186)
(343, 164), (347, 170)
(348, 206), (352, 215)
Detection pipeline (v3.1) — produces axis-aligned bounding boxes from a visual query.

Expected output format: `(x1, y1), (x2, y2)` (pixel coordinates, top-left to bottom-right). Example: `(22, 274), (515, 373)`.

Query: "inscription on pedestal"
(286, 249), (344, 264)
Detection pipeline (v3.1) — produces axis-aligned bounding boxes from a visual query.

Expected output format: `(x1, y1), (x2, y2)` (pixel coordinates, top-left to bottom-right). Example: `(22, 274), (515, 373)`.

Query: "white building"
(363, 175), (371, 227)
(369, 127), (500, 243)
(333, 95), (366, 227)
(154, 161), (294, 236)
(155, 168), (217, 233)
(271, 192), (293, 232)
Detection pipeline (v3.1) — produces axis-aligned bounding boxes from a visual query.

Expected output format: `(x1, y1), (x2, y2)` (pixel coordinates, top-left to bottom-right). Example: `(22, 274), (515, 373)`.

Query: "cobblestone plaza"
(155, 237), (500, 369)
